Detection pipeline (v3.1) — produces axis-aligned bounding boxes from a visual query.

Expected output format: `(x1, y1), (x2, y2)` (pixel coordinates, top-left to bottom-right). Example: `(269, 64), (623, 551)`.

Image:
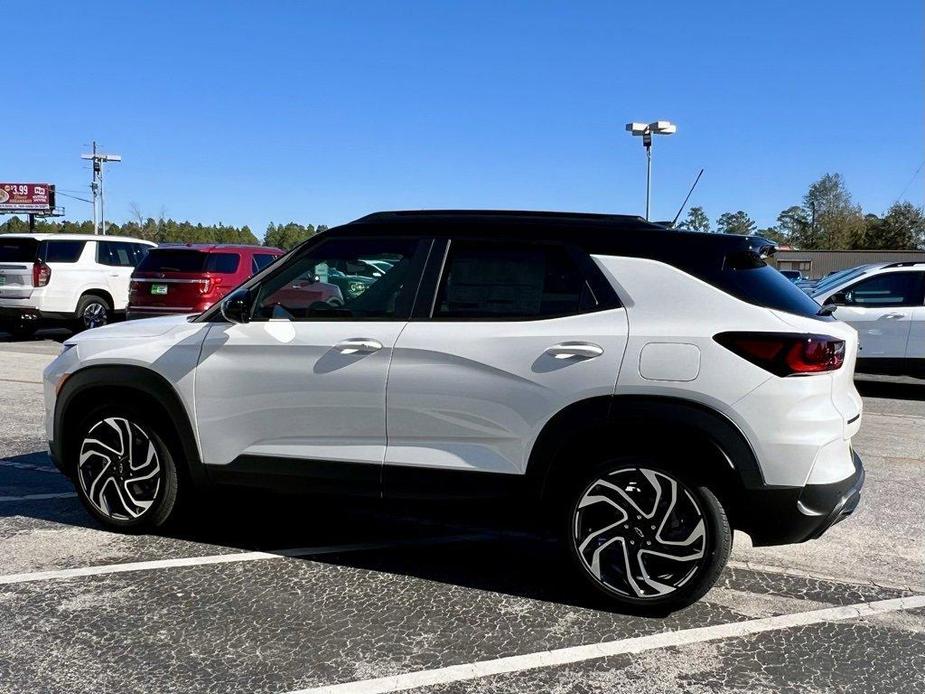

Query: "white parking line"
(0, 533), (492, 585)
(291, 594), (925, 694)
(0, 492), (77, 502)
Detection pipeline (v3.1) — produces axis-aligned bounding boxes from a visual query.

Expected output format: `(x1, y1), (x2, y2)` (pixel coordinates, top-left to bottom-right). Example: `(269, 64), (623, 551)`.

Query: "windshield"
(0, 238), (38, 262)
(137, 249), (240, 274)
(811, 266), (873, 296)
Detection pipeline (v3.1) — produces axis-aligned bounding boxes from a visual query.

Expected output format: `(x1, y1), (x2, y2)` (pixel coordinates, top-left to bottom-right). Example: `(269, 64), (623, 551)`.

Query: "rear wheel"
(73, 407), (182, 531)
(564, 459), (731, 613)
(74, 294), (112, 332)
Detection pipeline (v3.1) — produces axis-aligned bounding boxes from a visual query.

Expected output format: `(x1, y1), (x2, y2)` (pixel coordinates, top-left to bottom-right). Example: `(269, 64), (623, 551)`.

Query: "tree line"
(0, 214), (327, 250)
(679, 173), (925, 250)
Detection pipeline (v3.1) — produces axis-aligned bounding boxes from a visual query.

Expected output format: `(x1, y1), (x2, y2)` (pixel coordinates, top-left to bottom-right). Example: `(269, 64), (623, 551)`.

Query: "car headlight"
(349, 281), (366, 296)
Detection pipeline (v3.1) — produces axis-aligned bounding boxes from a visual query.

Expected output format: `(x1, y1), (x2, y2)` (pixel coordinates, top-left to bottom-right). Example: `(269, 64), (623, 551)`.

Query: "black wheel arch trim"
(526, 394), (770, 499)
(53, 365), (207, 487)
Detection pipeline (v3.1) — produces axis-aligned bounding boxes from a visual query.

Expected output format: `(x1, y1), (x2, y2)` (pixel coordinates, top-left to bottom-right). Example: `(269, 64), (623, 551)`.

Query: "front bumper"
(739, 450), (865, 547)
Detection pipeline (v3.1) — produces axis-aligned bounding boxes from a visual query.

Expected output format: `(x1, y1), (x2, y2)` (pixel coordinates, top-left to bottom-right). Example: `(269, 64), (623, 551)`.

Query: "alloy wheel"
(82, 301), (108, 329)
(573, 467), (706, 599)
(78, 417), (162, 521)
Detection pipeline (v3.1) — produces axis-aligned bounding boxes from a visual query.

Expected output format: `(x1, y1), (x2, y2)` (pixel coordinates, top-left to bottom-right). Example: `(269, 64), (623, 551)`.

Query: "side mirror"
(221, 288), (252, 324)
(825, 292), (848, 306)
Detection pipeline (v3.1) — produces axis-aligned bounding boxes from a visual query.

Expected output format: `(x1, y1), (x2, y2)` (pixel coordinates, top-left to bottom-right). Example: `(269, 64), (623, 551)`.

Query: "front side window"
(252, 238), (421, 321)
(843, 272), (925, 307)
(39, 240), (86, 263)
(433, 240), (607, 319)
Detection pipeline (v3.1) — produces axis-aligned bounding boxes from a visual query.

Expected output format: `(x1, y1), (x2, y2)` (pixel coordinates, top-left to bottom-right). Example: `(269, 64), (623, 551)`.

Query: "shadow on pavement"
(855, 378), (925, 401)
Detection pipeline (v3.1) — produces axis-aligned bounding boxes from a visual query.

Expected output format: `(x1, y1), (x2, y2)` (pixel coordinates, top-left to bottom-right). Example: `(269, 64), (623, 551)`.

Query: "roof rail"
(883, 261), (925, 268)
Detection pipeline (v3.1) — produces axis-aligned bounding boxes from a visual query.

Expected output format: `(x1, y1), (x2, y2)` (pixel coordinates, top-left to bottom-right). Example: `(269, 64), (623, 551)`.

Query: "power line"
(55, 190), (93, 204)
(895, 160), (924, 203)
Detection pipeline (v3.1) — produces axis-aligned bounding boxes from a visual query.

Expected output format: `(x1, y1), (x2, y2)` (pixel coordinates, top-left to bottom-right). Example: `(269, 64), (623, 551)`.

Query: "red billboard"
(0, 183), (54, 212)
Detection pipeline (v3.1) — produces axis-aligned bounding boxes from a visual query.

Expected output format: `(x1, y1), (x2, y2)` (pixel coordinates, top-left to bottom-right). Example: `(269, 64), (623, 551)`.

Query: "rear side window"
(434, 241), (612, 319)
(0, 238), (38, 262)
(252, 253), (278, 274)
(39, 240), (86, 263)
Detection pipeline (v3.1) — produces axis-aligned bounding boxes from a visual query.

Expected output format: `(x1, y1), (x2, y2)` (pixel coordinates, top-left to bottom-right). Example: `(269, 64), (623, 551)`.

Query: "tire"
(74, 294), (112, 332)
(563, 458), (731, 614)
(72, 405), (183, 532)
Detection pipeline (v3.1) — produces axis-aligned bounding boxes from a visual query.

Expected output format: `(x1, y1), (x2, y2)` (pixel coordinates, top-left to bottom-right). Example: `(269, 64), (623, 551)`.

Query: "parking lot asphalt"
(1, 333), (923, 693)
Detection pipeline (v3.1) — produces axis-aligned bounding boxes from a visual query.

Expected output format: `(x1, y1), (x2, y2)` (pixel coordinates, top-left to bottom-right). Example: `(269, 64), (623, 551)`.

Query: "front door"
(832, 271), (925, 360)
(194, 235), (429, 492)
(384, 238), (629, 495)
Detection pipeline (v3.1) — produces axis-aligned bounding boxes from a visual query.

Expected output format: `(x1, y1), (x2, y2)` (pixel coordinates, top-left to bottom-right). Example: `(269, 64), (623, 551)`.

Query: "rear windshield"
(0, 238), (85, 263)
(715, 260), (828, 318)
(137, 249), (241, 274)
(0, 238), (38, 262)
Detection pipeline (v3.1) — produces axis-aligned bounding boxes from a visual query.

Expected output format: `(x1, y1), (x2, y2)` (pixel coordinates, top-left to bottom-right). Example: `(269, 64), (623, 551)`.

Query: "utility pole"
(81, 141), (121, 235)
(625, 121), (677, 221)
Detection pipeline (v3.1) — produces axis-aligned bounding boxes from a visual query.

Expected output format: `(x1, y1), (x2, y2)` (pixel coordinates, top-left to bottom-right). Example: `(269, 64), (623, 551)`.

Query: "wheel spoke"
(574, 466), (709, 600)
(78, 416), (161, 522)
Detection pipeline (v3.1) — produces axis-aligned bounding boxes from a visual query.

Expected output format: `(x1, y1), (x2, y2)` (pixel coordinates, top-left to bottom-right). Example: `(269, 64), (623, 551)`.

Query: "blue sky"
(4, 1), (922, 236)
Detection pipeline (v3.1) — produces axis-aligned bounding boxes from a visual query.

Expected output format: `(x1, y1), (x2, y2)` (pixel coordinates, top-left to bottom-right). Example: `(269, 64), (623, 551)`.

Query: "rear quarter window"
(715, 261), (826, 318)
(40, 240), (86, 263)
(205, 253), (240, 273)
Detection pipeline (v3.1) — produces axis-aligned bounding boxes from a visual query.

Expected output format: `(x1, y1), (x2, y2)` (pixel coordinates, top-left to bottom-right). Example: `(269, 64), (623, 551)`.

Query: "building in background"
(774, 250), (925, 279)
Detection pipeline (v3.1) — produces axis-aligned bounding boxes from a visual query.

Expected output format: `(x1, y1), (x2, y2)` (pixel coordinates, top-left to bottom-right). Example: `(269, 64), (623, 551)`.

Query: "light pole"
(626, 121), (676, 220)
(81, 142), (122, 234)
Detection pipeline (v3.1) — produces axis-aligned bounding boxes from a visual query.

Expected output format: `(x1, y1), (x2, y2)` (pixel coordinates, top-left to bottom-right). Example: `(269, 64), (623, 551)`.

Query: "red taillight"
(200, 277), (222, 294)
(33, 261), (51, 287)
(714, 332), (845, 376)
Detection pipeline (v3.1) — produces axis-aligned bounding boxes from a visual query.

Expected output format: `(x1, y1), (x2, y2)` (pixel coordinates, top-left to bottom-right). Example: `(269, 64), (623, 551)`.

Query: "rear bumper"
(0, 306), (74, 323)
(739, 450), (865, 546)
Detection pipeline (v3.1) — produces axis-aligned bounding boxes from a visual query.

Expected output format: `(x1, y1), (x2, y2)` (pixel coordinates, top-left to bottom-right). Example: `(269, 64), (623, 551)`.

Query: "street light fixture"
(626, 120), (676, 220)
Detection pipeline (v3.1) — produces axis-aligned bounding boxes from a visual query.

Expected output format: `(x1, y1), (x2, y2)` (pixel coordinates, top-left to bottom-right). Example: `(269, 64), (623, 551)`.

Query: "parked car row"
(0, 234), (311, 335)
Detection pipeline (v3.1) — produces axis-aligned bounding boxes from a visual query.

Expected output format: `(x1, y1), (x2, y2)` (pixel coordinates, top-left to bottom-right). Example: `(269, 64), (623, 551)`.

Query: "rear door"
(383, 238), (628, 494)
(97, 240), (141, 310)
(832, 271), (925, 359)
(0, 237), (38, 298)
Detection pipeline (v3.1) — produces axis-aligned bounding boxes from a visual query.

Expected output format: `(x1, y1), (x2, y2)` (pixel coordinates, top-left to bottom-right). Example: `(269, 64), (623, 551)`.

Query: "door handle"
(883, 313), (906, 319)
(545, 342), (604, 359)
(335, 338), (383, 355)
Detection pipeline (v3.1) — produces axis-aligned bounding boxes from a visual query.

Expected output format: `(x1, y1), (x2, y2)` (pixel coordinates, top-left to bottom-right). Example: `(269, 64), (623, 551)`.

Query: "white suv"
(0, 234), (156, 336)
(43, 211), (865, 612)
(809, 262), (925, 378)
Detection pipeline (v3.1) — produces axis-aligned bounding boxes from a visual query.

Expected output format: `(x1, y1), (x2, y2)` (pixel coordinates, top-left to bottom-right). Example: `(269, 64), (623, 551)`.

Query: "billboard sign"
(0, 183), (54, 212)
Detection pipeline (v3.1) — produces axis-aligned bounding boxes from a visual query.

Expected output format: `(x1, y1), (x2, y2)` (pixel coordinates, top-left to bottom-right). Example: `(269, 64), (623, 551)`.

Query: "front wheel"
(565, 460), (731, 613)
(73, 408), (182, 531)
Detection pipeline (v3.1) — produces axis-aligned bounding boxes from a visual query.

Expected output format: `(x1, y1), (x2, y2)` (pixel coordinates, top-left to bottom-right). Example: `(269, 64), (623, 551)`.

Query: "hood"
(66, 314), (196, 344)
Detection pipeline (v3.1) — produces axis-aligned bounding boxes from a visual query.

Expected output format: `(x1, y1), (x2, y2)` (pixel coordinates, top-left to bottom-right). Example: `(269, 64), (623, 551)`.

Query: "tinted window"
(843, 272), (925, 307)
(137, 249), (239, 274)
(434, 241), (601, 319)
(97, 241), (135, 267)
(205, 253), (240, 273)
(252, 253), (278, 273)
(811, 266), (872, 296)
(0, 238), (38, 262)
(253, 238), (420, 320)
(713, 259), (827, 318)
(39, 240), (86, 263)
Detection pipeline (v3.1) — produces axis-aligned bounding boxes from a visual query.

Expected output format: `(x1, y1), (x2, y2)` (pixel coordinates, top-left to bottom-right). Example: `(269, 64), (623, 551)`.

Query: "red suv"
(127, 244), (285, 320)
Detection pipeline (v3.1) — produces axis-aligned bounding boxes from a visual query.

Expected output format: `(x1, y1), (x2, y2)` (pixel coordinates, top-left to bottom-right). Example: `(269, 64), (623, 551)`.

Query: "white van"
(0, 234), (156, 336)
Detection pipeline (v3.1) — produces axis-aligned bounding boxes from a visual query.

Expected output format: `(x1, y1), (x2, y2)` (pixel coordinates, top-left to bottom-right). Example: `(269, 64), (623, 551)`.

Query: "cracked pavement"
(0, 337), (923, 693)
